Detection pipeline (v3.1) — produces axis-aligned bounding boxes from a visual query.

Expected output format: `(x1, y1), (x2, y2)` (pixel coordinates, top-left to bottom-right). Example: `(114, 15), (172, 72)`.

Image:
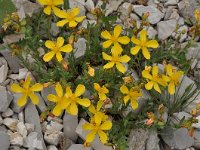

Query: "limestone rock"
(3, 118), (18, 131)
(0, 132), (10, 150)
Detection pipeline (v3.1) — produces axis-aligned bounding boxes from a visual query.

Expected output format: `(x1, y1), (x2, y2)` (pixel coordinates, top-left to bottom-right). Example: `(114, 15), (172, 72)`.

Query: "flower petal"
(100, 121), (112, 130)
(146, 40), (159, 48)
(124, 95), (130, 105)
(102, 52), (112, 61)
(101, 30), (111, 39)
(53, 0), (64, 5)
(166, 64), (173, 77)
(94, 83), (101, 91)
(69, 21), (78, 28)
(131, 37), (140, 45)
(116, 62), (126, 73)
(75, 84), (85, 97)
(56, 37), (64, 48)
(152, 66), (158, 76)
(52, 104), (63, 116)
(57, 19), (69, 27)
(17, 94), (27, 107)
(47, 94), (58, 102)
(52, 7), (62, 16)
(154, 83), (161, 93)
(130, 46), (141, 55)
(99, 93), (107, 101)
(11, 84), (24, 93)
(119, 55), (130, 63)
(74, 16), (86, 22)
(29, 92), (39, 105)
(120, 85), (129, 94)
(70, 7), (80, 17)
(45, 40), (55, 49)
(82, 123), (94, 130)
(56, 52), (63, 62)
(95, 112), (103, 125)
(69, 102), (78, 115)
(142, 70), (152, 79)
(131, 99), (138, 110)
(54, 9), (68, 18)
(76, 98), (91, 107)
(103, 62), (115, 69)
(43, 6), (51, 15)
(30, 83), (43, 92)
(98, 130), (108, 144)
(103, 40), (113, 48)
(117, 36), (130, 44)
(145, 81), (154, 90)
(114, 25), (122, 37)
(97, 101), (103, 111)
(37, 0), (48, 5)
(86, 130), (96, 143)
(23, 75), (31, 89)
(88, 105), (96, 114)
(55, 83), (63, 97)
(65, 86), (72, 97)
(43, 51), (55, 62)
(60, 44), (72, 52)
(168, 82), (175, 95)
(140, 30), (147, 42)
(142, 47), (150, 59)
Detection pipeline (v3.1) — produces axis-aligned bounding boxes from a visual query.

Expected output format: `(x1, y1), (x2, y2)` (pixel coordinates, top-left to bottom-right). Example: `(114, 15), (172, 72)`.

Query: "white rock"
(23, 132), (43, 149)
(0, 58), (8, 84)
(0, 132), (10, 150)
(146, 130), (160, 150)
(25, 123), (35, 134)
(85, 0), (95, 11)
(74, 38), (87, 59)
(8, 74), (19, 80)
(9, 132), (23, 146)
(80, 19), (97, 29)
(44, 131), (62, 146)
(193, 116), (200, 129)
(133, 5), (164, 24)
(172, 25), (188, 42)
(165, 0), (179, 6)
(105, 0), (123, 16)
(157, 19), (177, 40)
(147, 26), (157, 39)
(47, 145), (58, 150)
(185, 43), (200, 60)
(76, 119), (113, 150)
(118, 2), (133, 18)
(68, 144), (92, 150)
(3, 118), (19, 131)
(18, 68), (29, 80)
(47, 116), (63, 124)
(46, 121), (63, 132)
(17, 122), (27, 138)
(2, 108), (14, 118)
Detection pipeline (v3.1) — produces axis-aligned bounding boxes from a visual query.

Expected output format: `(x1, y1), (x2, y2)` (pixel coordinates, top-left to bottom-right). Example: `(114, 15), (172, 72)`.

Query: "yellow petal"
(37, 0), (48, 5)
(101, 30), (111, 39)
(119, 55), (130, 63)
(76, 98), (91, 107)
(117, 36), (130, 44)
(154, 83), (161, 93)
(55, 83), (63, 97)
(103, 62), (115, 69)
(116, 62), (126, 73)
(98, 130), (108, 144)
(17, 94), (27, 107)
(101, 86), (109, 94)
(130, 46), (141, 55)
(43, 6), (51, 15)
(120, 85), (129, 94)
(131, 99), (138, 110)
(94, 83), (101, 91)
(69, 102), (78, 115)
(56, 52), (63, 62)
(53, 0), (64, 5)
(88, 105), (96, 114)
(146, 40), (159, 48)
(43, 51), (55, 62)
(173, 71), (184, 81)
(103, 40), (113, 48)
(65, 86), (72, 96)
(70, 7), (80, 17)
(97, 101), (103, 111)
(131, 37), (140, 45)
(166, 64), (173, 77)
(95, 112), (102, 125)
(142, 70), (152, 79)
(45, 40), (55, 49)
(152, 66), (158, 76)
(82, 123), (94, 130)
(55, 9), (68, 18)
(168, 82), (175, 95)
(60, 44), (72, 52)
(99, 93), (107, 101)
(140, 30), (147, 42)
(29, 92), (39, 105)
(145, 81), (154, 90)
(102, 52), (112, 60)
(114, 25), (122, 37)
(75, 84), (85, 97)
(52, 105), (63, 116)
(52, 7), (62, 16)
(56, 37), (64, 48)
(47, 94), (58, 102)
(142, 47), (150, 59)
(86, 130), (96, 143)
(74, 16), (86, 22)
(30, 83), (43, 91)
(69, 21), (78, 27)
(124, 95), (130, 105)
(57, 19), (69, 27)
(23, 75), (31, 89)
(111, 44), (123, 55)
(11, 84), (24, 93)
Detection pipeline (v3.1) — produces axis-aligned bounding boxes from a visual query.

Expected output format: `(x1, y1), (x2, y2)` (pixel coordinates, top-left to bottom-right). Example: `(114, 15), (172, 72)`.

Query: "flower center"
(111, 57), (119, 62)
(111, 36), (118, 42)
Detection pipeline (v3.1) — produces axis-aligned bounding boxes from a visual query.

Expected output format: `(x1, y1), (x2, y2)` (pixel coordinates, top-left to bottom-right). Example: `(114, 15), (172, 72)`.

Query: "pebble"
(105, 0), (123, 16)
(0, 57), (8, 84)
(3, 34), (25, 45)
(44, 131), (63, 146)
(73, 38), (87, 59)
(23, 132), (43, 149)
(146, 130), (160, 150)
(18, 68), (29, 80)
(17, 122), (27, 138)
(3, 118), (19, 131)
(47, 145), (58, 150)
(68, 144), (92, 150)
(9, 132), (23, 146)
(2, 108), (14, 118)
(10, 93), (25, 113)
(0, 132), (10, 150)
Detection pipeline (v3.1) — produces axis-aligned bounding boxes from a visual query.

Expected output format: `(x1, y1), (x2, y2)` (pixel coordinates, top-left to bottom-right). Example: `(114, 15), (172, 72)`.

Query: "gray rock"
(11, 93), (25, 113)
(105, 0), (123, 16)
(41, 86), (56, 105)
(68, 144), (92, 150)
(2, 108), (14, 118)
(146, 130), (160, 150)
(18, 68), (28, 80)
(133, 5), (164, 24)
(63, 112), (78, 142)
(9, 132), (24, 146)
(3, 34), (25, 44)
(147, 26), (157, 39)
(185, 43), (200, 60)
(25, 103), (47, 150)
(17, 122), (27, 138)
(178, 0), (200, 24)
(118, 2), (133, 18)
(69, 0), (86, 16)
(50, 23), (60, 37)
(35, 93), (47, 113)
(47, 145), (58, 150)
(0, 115), (3, 125)
(0, 49), (21, 73)
(23, 132), (43, 150)
(172, 111), (192, 124)
(128, 128), (149, 150)
(63, 138), (74, 150)
(192, 115), (200, 129)
(0, 86), (13, 112)
(165, 0), (179, 6)
(172, 25), (188, 42)
(157, 19), (177, 40)
(0, 57), (8, 84)
(3, 118), (18, 131)
(85, 0), (95, 11)
(44, 131), (62, 146)
(194, 130), (200, 149)
(0, 132), (10, 150)
(74, 38), (87, 59)
(191, 59), (198, 70)
(76, 119), (113, 150)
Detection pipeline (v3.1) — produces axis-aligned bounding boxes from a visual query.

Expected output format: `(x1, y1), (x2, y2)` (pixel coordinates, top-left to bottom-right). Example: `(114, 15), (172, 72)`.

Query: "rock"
(44, 131), (62, 145)
(0, 49), (21, 73)
(3, 34), (25, 44)
(194, 130), (200, 149)
(133, 5), (164, 24)
(63, 112), (78, 142)
(76, 119), (113, 150)
(46, 120), (63, 132)
(74, 38), (87, 59)
(146, 130), (160, 150)
(0, 125), (7, 133)
(68, 144), (92, 150)
(0, 57), (8, 84)
(186, 43), (200, 60)
(157, 19), (177, 40)
(80, 19), (97, 29)
(161, 128), (194, 149)
(23, 132), (43, 150)
(193, 115), (200, 129)
(191, 59), (198, 70)
(25, 103), (47, 150)
(0, 132), (10, 150)
(165, 0), (179, 6)
(2, 108), (14, 118)
(105, 0), (123, 16)
(35, 93), (47, 113)
(3, 118), (18, 131)
(11, 93), (25, 113)
(17, 122), (27, 138)
(41, 86), (56, 105)
(69, 0), (86, 16)
(0, 115), (3, 125)
(85, 0), (95, 11)
(172, 111), (192, 124)
(128, 128), (149, 150)
(50, 23), (60, 37)
(47, 145), (58, 150)
(172, 25), (188, 42)
(9, 132), (23, 146)
(178, 0), (200, 24)
(118, 2), (133, 18)
(25, 123), (35, 134)
(63, 138), (74, 150)
(147, 26), (157, 39)
(18, 68), (28, 80)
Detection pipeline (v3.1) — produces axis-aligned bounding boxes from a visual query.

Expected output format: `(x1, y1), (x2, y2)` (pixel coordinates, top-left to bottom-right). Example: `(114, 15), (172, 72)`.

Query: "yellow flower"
(47, 83), (68, 116)
(88, 65), (95, 77)
(195, 9), (200, 22)
(82, 113), (112, 144)
(142, 66), (167, 93)
(101, 25), (130, 53)
(122, 76), (133, 84)
(11, 75), (43, 107)
(120, 85), (142, 110)
(94, 83), (109, 101)
(164, 64), (184, 95)
(55, 7), (86, 28)
(43, 37), (72, 62)
(102, 50), (131, 74)
(130, 30), (159, 59)
(65, 84), (91, 115)
(37, 0), (63, 15)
